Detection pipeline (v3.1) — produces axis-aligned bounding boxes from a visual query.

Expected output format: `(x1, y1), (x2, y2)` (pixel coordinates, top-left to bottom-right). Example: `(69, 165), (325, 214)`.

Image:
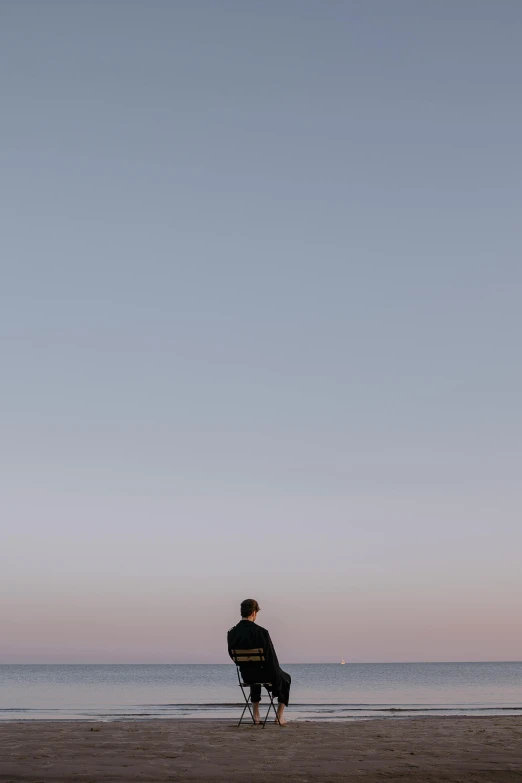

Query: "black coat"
(227, 619), (283, 688)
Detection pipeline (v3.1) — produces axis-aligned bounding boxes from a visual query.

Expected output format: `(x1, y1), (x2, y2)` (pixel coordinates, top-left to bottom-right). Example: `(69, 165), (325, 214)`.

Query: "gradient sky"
(1, 1), (521, 664)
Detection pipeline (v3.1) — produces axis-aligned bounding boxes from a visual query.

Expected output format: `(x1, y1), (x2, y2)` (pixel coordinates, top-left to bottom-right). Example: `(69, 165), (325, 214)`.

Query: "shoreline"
(1, 710), (522, 722)
(1, 706), (521, 723)
(1, 716), (521, 781)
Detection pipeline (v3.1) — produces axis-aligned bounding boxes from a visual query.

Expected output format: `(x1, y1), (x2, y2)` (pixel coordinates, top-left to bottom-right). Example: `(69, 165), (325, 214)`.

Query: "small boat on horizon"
(340, 653), (346, 665)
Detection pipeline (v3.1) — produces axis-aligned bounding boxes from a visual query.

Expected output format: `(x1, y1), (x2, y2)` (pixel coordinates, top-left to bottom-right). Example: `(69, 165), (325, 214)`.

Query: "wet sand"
(1, 717), (521, 782)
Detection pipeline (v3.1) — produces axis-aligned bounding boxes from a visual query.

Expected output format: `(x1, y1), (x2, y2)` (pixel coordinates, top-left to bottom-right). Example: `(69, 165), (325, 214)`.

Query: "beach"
(1, 717), (521, 782)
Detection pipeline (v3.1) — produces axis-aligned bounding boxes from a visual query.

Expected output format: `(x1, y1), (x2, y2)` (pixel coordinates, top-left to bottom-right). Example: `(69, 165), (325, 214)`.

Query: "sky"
(1, 1), (521, 664)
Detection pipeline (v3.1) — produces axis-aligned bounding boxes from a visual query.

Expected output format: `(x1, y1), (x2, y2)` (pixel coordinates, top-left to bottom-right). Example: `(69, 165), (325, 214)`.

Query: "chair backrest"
(230, 648), (265, 664)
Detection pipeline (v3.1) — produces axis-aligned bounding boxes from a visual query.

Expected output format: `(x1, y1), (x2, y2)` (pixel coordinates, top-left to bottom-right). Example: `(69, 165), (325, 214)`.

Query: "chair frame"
(230, 648), (280, 728)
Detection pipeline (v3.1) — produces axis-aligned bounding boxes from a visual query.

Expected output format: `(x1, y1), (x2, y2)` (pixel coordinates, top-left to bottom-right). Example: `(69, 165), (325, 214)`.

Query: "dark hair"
(240, 598), (260, 618)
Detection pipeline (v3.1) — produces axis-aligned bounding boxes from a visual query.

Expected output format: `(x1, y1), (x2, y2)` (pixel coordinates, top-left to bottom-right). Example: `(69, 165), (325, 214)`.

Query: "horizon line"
(2, 660), (521, 666)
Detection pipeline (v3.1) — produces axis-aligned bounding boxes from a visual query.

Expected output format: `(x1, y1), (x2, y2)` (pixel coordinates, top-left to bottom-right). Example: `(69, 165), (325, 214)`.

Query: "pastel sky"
(1, 1), (521, 664)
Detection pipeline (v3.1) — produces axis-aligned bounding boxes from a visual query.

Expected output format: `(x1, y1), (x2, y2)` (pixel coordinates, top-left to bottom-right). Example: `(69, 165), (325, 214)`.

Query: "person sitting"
(227, 598), (291, 725)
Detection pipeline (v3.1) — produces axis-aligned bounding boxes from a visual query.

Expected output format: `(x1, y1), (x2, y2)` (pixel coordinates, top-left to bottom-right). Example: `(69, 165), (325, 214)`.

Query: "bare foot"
(252, 706), (261, 725)
(275, 704), (287, 725)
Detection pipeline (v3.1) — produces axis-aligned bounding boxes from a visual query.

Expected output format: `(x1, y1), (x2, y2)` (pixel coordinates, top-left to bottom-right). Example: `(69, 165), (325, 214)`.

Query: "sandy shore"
(0, 717), (521, 782)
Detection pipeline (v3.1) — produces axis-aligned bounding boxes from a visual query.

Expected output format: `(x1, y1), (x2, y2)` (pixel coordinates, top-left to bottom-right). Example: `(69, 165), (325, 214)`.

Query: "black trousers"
(249, 669), (291, 707)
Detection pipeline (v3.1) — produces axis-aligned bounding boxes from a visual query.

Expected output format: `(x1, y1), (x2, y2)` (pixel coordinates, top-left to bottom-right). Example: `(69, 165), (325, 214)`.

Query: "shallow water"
(1, 662), (521, 721)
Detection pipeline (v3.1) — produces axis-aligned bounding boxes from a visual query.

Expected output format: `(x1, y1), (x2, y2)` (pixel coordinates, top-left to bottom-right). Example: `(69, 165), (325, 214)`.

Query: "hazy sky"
(1, 1), (521, 664)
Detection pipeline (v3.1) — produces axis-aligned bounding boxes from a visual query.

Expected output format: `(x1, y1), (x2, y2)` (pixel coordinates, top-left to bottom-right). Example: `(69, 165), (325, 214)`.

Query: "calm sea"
(1, 663), (521, 722)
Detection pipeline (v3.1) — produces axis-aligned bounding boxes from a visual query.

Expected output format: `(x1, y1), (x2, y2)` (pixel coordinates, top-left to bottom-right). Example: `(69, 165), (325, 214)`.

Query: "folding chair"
(230, 648), (280, 728)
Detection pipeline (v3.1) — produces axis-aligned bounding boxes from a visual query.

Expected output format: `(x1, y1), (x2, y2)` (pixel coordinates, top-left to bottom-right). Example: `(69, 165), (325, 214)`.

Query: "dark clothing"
(247, 678), (291, 708)
(227, 619), (291, 706)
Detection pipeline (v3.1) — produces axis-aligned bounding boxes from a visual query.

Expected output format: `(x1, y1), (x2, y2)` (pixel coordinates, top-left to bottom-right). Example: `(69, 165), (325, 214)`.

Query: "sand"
(0, 717), (521, 782)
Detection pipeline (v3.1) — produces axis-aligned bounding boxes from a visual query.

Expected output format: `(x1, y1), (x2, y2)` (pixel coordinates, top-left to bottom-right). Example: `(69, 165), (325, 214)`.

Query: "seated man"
(227, 598), (291, 725)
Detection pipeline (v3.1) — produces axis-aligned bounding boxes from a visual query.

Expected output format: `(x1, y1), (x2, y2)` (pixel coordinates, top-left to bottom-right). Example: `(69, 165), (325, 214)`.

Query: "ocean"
(1, 662), (521, 721)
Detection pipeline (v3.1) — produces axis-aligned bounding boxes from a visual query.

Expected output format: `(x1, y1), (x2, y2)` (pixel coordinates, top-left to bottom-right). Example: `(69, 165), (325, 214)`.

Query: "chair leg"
(262, 686), (280, 728)
(238, 686), (255, 727)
